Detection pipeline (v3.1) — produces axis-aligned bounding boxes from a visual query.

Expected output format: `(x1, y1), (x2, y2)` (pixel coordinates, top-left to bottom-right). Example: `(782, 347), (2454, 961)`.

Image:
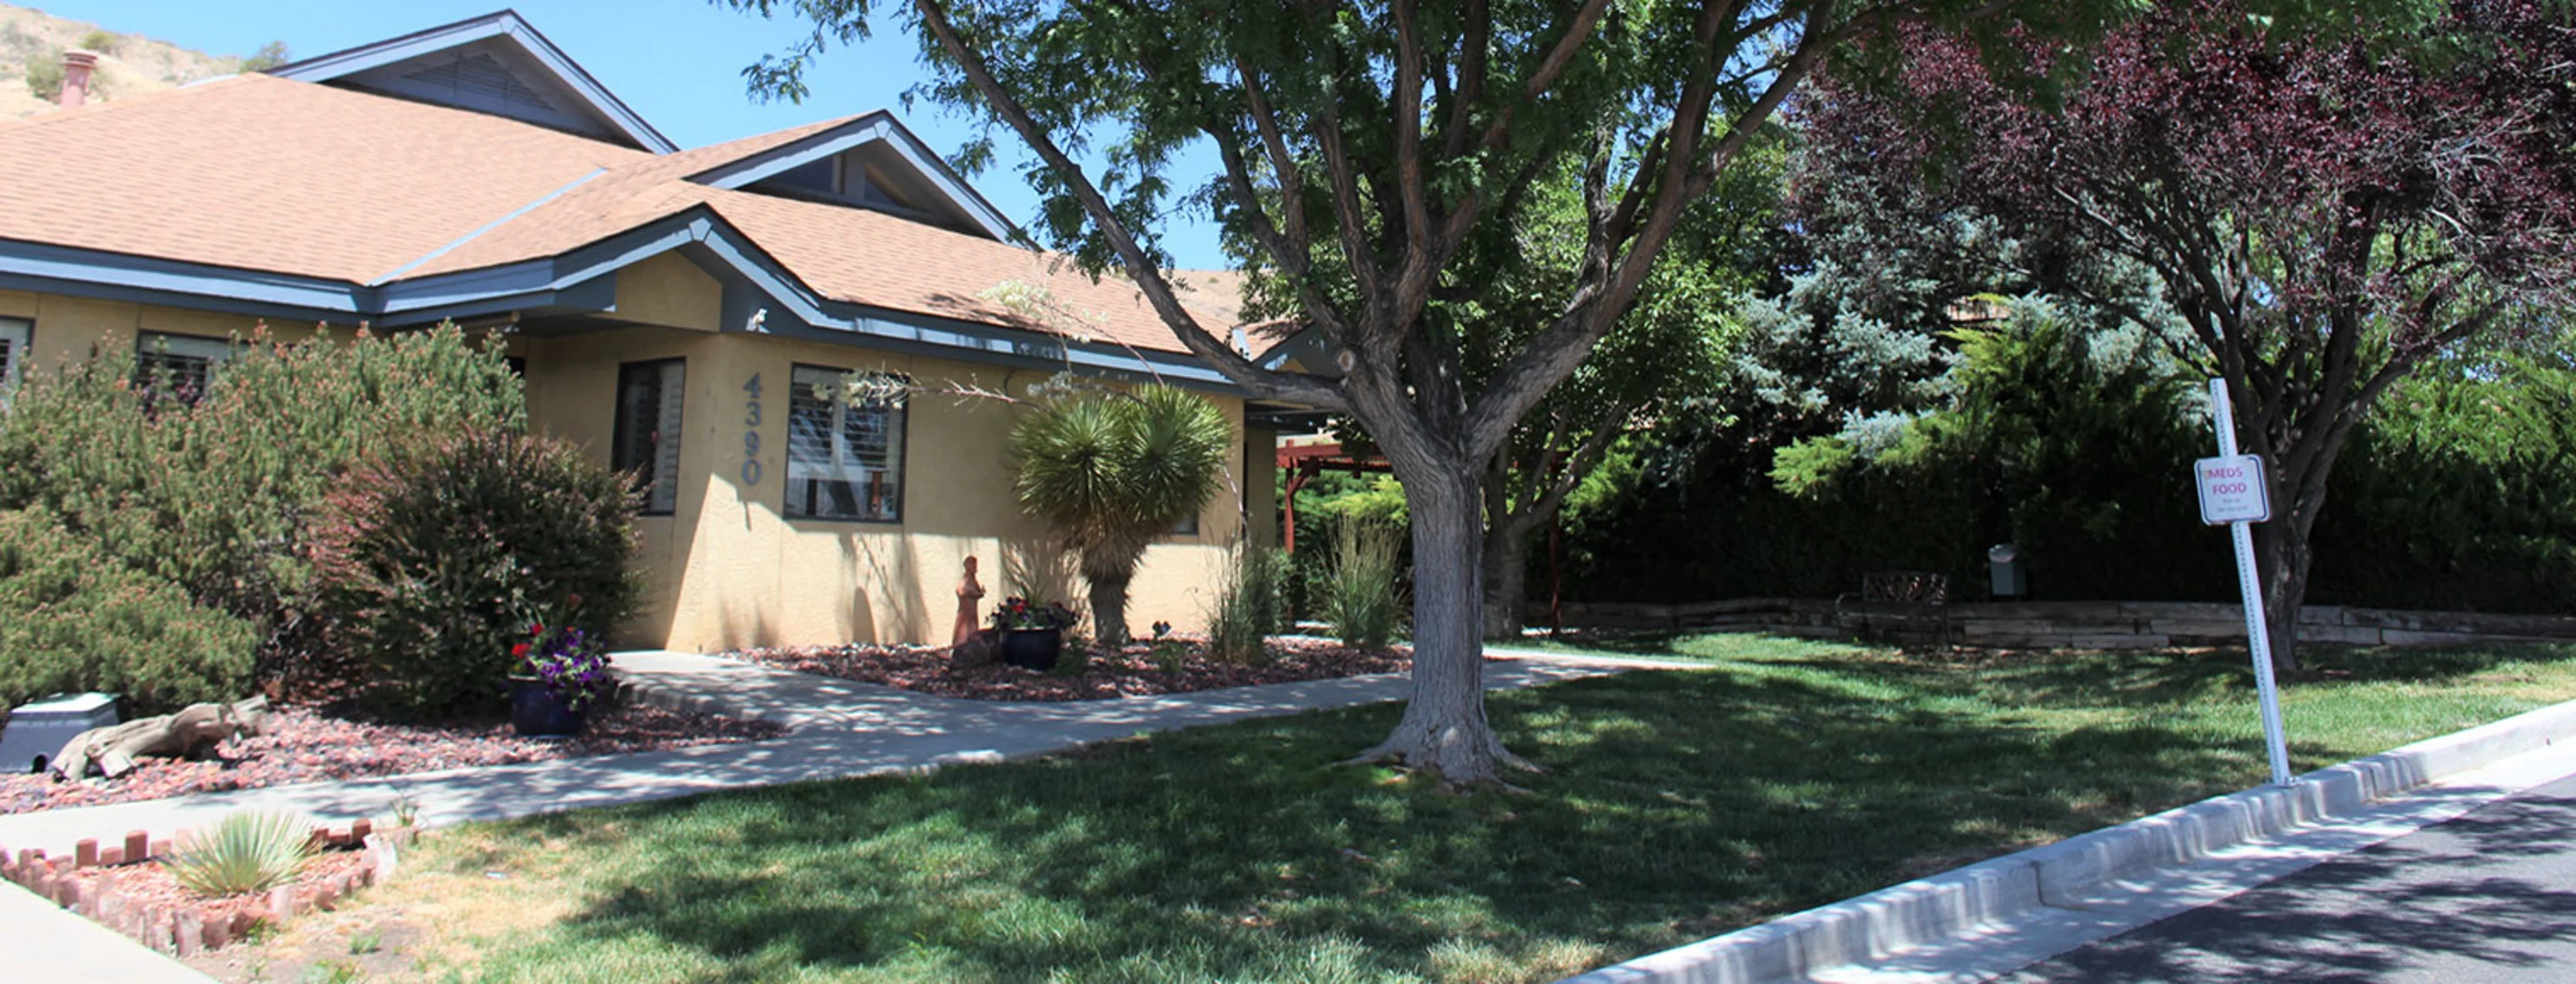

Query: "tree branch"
(909, 0), (1346, 410)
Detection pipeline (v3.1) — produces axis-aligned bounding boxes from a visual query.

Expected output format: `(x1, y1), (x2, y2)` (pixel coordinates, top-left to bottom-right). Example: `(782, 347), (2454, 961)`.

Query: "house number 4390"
(740, 373), (764, 485)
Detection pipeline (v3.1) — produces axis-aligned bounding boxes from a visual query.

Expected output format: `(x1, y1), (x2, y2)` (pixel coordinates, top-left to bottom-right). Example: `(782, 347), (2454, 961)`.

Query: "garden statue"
(951, 555), (999, 669)
(49, 697), (273, 781)
(953, 555), (987, 646)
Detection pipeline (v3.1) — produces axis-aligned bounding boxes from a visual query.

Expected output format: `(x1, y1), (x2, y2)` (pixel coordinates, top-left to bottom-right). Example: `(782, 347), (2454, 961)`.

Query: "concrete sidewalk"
(0, 879), (214, 982)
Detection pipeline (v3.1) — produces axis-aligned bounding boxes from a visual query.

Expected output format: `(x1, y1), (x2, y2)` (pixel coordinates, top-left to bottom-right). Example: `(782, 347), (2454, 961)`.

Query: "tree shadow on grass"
(442, 665), (2345, 982)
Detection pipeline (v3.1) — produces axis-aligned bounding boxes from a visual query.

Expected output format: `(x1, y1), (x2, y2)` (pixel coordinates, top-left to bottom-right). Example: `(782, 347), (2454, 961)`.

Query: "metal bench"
(1834, 571), (1953, 646)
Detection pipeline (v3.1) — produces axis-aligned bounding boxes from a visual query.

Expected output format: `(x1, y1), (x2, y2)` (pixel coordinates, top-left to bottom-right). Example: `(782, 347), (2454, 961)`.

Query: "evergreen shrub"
(0, 508), (258, 714)
(0, 325), (524, 688)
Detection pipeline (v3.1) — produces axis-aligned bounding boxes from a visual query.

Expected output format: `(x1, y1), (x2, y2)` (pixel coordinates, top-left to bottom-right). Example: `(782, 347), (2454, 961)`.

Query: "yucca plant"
(1009, 385), (1233, 646)
(165, 810), (318, 897)
(1324, 522), (1406, 650)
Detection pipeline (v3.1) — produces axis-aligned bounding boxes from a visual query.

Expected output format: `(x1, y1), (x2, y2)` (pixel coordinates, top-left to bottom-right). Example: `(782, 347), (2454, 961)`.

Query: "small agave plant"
(165, 810), (318, 897)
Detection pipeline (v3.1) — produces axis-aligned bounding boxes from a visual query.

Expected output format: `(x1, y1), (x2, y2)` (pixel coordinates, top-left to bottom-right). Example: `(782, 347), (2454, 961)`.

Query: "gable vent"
(401, 52), (557, 114)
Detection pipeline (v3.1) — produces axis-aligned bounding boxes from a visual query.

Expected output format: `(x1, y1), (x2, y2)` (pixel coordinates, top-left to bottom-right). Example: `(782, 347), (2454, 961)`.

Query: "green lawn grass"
(368, 638), (2576, 983)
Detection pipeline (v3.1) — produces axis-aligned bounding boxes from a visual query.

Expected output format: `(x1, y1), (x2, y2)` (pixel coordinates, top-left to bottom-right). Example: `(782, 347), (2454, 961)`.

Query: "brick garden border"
(0, 819), (411, 957)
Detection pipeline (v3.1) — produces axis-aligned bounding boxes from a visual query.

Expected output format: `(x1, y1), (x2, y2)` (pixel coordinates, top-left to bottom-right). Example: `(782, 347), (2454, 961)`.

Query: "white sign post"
(2201, 379), (2294, 787)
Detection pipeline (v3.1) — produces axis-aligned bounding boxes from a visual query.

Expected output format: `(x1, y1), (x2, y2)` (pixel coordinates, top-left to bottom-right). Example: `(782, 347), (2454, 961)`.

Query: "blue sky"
(38, 0), (1232, 268)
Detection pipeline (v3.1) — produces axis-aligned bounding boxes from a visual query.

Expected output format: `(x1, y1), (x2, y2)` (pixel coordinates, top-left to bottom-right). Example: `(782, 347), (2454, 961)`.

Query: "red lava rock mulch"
(735, 637), (1415, 701)
(0, 703), (786, 816)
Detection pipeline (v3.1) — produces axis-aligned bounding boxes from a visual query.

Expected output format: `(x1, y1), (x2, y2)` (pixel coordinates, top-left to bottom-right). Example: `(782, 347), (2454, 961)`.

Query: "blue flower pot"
(997, 628), (1062, 672)
(508, 678), (586, 738)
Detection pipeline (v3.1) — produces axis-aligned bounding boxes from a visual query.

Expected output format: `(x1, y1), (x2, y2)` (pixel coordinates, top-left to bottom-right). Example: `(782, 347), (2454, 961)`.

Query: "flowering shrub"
(512, 619), (614, 713)
(991, 596), (1079, 633)
(310, 427), (638, 718)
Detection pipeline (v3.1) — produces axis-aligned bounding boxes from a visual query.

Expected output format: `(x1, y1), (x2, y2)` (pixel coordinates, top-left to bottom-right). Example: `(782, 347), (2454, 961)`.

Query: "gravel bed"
(734, 637), (1415, 701)
(0, 702), (786, 815)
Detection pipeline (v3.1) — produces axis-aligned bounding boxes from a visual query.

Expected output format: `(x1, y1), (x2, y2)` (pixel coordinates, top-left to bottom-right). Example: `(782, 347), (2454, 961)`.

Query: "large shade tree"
(728, 0), (2165, 784)
(1807, 0), (2576, 672)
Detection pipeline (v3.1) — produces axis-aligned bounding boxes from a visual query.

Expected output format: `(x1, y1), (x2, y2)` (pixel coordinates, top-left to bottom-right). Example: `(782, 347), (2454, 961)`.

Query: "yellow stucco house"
(0, 11), (1311, 652)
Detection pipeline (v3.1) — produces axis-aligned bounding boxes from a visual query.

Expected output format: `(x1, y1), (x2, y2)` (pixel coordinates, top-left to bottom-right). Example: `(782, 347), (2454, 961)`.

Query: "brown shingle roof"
(0, 75), (647, 282)
(0, 73), (1239, 357)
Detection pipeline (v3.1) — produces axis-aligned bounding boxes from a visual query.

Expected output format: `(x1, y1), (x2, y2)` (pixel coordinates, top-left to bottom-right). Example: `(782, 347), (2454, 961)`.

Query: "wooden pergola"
(1275, 441), (1392, 555)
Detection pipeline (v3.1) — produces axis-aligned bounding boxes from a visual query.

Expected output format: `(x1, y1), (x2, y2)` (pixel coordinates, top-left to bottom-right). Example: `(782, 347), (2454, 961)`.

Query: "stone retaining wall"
(1537, 599), (2576, 649)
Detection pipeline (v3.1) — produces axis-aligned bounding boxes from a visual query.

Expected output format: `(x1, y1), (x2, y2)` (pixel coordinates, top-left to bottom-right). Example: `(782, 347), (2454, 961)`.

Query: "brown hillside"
(1, 3), (271, 119)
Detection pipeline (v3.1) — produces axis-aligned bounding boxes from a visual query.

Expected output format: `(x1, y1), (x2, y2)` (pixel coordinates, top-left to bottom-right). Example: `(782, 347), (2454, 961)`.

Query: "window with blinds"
(0, 318), (26, 403)
(785, 365), (906, 522)
(133, 331), (234, 406)
(613, 359), (687, 515)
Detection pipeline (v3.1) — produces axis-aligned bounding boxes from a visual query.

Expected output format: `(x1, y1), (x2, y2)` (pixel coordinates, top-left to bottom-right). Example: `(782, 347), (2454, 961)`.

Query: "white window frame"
(784, 364), (906, 523)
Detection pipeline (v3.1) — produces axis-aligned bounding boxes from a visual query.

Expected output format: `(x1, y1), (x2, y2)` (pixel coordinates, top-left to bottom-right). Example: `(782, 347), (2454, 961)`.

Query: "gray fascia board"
(0, 272), (357, 326)
(688, 112), (1020, 243)
(270, 11), (677, 154)
(373, 276), (618, 328)
(0, 239), (370, 313)
(14, 203), (1241, 394)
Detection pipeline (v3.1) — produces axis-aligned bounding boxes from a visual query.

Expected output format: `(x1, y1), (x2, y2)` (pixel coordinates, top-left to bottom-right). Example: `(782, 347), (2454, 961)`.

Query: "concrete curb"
(1559, 696), (2576, 984)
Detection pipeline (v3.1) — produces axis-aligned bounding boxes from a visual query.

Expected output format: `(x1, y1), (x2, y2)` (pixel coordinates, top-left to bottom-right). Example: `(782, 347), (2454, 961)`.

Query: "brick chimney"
(58, 49), (98, 108)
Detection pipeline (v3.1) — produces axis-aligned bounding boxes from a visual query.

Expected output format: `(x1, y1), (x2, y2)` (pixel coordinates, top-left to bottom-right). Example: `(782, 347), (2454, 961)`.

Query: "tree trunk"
(1357, 464), (1525, 785)
(1086, 569), (1133, 648)
(1482, 522), (1532, 641)
(2252, 513), (2320, 676)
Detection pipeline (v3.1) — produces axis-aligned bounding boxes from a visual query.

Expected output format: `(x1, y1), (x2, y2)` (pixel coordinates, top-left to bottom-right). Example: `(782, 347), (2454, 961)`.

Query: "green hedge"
(0, 508), (258, 714)
(1561, 328), (2575, 614)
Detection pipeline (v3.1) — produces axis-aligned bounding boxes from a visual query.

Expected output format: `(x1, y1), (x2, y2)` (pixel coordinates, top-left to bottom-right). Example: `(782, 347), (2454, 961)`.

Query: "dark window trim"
(782, 362), (910, 526)
(133, 329), (234, 407)
(613, 358), (687, 517)
(0, 316), (29, 397)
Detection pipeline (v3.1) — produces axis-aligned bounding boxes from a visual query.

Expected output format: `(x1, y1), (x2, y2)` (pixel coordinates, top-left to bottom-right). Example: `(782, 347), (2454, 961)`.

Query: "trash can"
(1988, 543), (2027, 600)
(0, 692), (119, 774)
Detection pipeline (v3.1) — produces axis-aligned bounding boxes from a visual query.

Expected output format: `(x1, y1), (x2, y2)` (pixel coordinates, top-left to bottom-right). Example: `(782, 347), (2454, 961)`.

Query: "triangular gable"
(268, 10), (675, 154)
(684, 111), (1017, 242)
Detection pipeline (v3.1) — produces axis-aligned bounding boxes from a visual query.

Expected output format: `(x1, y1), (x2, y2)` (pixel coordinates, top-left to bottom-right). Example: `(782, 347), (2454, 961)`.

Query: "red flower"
(512, 643), (531, 658)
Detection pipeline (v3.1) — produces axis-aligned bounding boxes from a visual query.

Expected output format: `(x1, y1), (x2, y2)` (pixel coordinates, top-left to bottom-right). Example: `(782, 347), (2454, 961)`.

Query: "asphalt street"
(1998, 772), (2576, 982)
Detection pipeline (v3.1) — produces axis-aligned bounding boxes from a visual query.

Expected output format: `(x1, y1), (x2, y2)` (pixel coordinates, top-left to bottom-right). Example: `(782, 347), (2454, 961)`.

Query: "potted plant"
(507, 620), (612, 737)
(990, 596), (1080, 672)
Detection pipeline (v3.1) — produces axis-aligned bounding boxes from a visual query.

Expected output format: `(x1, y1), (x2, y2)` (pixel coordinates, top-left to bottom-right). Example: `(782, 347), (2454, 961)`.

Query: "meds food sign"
(2194, 455), (2271, 525)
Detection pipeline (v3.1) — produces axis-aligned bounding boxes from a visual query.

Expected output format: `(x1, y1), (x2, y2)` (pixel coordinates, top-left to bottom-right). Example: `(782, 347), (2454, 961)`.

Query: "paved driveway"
(2000, 772), (2576, 983)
